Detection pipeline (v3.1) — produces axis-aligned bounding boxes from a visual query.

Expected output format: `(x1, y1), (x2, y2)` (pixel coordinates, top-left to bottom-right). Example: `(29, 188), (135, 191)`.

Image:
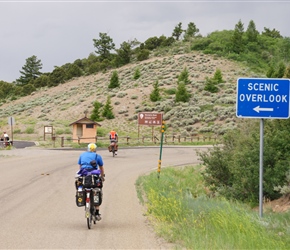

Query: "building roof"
(69, 117), (102, 126)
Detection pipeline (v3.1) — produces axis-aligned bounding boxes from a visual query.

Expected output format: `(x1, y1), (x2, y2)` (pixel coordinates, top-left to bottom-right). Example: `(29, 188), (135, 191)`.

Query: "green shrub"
(25, 127), (34, 134)
(198, 119), (290, 204)
(204, 77), (219, 93)
(164, 88), (176, 95)
(97, 127), (107, 137)
(13, 129), (21, 134)
(133, 68), (141, 80)
(117, 92), (127, 98)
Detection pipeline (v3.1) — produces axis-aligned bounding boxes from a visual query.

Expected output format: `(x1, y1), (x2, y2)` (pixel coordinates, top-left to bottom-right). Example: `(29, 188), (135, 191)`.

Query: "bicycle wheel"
(112, 147), (115, 157)
(87, 215), (92, 229)
(91, 204), (96, 224)
(86, 194), (92, 229)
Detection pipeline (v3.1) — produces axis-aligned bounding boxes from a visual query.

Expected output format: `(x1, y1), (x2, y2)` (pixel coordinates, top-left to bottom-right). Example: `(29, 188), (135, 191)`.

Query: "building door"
(76, 124), (83, 137)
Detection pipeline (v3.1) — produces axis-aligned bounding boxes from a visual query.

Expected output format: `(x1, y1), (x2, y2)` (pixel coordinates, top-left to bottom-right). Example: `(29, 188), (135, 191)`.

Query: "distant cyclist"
(2, 132), (9, 141)
(77, 143), (105, 221)
(109, 130), (118, 154)
(1, 132), (11, 147)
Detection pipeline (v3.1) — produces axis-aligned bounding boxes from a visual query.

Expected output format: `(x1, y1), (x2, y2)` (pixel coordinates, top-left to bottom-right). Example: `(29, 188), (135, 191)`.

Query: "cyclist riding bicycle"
(1, 132), (11, 147)
(109, 130), (118, 154)
(77, 143), (105, 221)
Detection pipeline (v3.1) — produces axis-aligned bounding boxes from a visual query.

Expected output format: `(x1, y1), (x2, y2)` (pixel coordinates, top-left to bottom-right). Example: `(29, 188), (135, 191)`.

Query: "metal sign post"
(157, 121), (165, 179)
(236, 78), (290, 217)
(8, 116), (15, 143)
(259, 119), (264, 217)
(137, 112), (165, 178)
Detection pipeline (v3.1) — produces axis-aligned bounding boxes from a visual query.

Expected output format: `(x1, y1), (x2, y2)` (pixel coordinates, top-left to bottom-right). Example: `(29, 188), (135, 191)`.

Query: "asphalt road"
(0, 146), (209, 249)
(1, 140), (36, 149)
(13, 140), (36, 148)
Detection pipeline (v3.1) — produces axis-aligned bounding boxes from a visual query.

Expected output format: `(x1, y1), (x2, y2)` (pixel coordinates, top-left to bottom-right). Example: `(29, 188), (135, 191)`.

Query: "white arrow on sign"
(253, 106), (274, 113)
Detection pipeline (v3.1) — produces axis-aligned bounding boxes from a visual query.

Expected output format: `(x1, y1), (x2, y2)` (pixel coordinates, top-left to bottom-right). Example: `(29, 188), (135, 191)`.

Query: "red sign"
(138, 112), (163, 126)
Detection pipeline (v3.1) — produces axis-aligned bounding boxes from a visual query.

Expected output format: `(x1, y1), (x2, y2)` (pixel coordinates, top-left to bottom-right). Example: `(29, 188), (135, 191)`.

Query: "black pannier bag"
(91, 188), (103, 206)
(82, 175), (102, 188)
(76, 190), (85, 207)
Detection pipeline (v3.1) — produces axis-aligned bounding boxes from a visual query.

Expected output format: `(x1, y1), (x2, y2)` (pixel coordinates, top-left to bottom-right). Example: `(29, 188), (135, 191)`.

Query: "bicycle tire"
(87, 216), (92, 229)
(86, 191), (92, 229)
(92, 203), (96, 224)
(112, 147), (115, 157)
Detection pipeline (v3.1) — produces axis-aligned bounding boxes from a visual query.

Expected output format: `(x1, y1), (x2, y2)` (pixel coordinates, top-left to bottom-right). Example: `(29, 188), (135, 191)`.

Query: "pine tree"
(246, 20), (259, 42)
(116, 41), (132, 66)
(231, 19), (245, 54)
(204, 77), (219, 93)
(213, 68), (224, 83)
(108, 70), (120, 88)
(102, 96), (115, 119)
(178, 67), (190, 84)
(175, 82), (190, 102)
(172, 22), (183, 41)
(262, 27), (282, 38)
(184, 22), (199, 41)
(150, 80), (161, 102)
(90, 101), (103, 122)
(18, 55), (43, 85)
(93, 32), (115, 62)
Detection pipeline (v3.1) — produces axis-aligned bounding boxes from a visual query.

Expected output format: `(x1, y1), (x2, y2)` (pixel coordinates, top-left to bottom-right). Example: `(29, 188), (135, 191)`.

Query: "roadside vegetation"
(136, 166), (290, 249)
(136, 116), (290, 248)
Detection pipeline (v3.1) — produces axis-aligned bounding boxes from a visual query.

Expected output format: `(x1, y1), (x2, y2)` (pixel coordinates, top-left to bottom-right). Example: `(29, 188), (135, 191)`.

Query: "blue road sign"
(236, 78), (290, 119)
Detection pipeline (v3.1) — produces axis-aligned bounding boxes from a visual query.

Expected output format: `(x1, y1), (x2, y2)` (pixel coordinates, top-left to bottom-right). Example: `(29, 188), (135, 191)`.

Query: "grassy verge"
(136, 166), (290, 249)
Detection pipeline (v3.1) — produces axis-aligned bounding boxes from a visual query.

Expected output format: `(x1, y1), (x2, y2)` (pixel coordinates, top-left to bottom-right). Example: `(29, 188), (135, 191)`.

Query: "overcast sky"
(1, 0), (290, 83)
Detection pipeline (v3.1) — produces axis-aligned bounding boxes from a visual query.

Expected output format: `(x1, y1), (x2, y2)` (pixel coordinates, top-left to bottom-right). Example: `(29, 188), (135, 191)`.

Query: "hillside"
(0, 50), (263, 141)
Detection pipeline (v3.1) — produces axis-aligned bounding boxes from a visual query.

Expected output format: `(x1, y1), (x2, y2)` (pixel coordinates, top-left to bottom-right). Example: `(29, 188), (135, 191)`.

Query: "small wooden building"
(69, 115), (101, 143)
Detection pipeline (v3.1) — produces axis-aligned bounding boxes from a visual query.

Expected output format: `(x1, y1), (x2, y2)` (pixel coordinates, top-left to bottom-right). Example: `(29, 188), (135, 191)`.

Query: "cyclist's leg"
(95, 205), (101, 221)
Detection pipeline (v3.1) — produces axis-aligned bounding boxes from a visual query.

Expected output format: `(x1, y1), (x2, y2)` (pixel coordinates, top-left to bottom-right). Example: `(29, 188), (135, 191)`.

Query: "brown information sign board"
(138, 112), (163, 126)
